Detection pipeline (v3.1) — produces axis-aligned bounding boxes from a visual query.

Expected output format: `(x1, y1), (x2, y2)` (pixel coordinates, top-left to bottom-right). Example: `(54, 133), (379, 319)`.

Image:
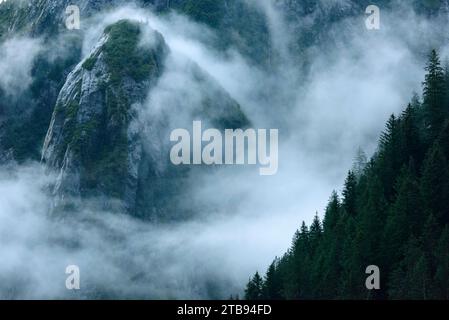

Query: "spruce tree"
(316, 193), (343, 298)
(323, 191), (340, 232)
(244, 272), (264, 300)
(423, 49), (446, 139)
(437, 119), (449, 160)
(342, 171), (357, 216)
(401, 104), (423, 166)
(289, 222), (311, 299)
(378, 114), (403, 200)
(389, 236), (431, 299)
(263, 259), (283, 299)
(420, 143), (449, 225)
(434, 226), (449, 299)
(352, 148), (368, 179)
(382, 165), (421, 275)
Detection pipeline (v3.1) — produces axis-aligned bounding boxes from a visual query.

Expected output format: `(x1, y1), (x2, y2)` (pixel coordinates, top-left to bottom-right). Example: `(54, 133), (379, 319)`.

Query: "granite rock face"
(41, 19), (248, 219)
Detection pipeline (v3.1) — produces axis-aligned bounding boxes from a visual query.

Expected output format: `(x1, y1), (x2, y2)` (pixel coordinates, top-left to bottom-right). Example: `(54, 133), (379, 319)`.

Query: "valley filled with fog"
(0, 0), (448, 298)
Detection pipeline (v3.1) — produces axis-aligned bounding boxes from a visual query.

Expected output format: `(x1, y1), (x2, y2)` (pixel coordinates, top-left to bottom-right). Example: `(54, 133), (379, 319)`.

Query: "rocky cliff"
(40, 19), (248, 219)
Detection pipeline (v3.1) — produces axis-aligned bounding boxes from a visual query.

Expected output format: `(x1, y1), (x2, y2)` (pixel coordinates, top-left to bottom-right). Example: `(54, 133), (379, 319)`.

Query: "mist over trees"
(246, 50), (449, 300)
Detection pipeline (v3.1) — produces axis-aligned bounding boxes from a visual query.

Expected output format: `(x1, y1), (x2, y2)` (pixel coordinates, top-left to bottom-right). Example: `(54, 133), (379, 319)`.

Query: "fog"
(0, 37), (42, 96)
(0, 0), (447, 298)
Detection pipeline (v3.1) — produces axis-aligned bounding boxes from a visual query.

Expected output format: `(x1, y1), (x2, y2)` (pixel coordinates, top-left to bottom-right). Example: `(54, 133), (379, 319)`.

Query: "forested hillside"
(246, 50), (449, 300)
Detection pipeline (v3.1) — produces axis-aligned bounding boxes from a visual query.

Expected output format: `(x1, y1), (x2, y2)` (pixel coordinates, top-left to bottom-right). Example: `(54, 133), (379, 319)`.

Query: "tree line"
(245, 50), (449, 300)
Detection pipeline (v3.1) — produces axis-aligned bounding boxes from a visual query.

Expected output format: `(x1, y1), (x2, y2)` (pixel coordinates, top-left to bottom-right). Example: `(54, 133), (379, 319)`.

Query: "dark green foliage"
(103, 20), (163, 85)
(247, 50), (449, 300)
(434, 226), (449, 299)
(342, 171), (357, 216)
(82, 53), (99, 71)
(180, 0), (224, 29)
(163, 0), (273, 68)
(262, 259), (283, 300)
(0, 37), (82, 162)
(78, 88), (130, 199)
(0, 2), (28, 39)
(244, 272), (264, 300)
(420, 143), (449, 225)
(423, 50), (447, 140)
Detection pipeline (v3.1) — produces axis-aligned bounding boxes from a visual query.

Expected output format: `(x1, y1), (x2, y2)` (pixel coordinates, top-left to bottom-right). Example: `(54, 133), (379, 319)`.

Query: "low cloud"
(0, 1), (448, 299)
(0, 37), (42, 96)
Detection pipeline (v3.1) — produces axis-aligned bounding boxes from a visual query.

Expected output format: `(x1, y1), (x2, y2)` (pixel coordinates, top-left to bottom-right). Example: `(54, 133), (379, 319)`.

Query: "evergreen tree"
(389, 236), (432, 299)
(379, 114), (400, 151)
(352, 148), (368, 179)
(342, 171), (357, 216)
(420, 214), (440, 299)
(434, 226), (449, 299)
(359, 176), (387, 265)
(323, 191), (340, 232)
(437, 119), (449, 160)
(310, 213), (322, 236)
(316, 193), (343, 298)
(420, 143), (449, 225)
(263, 259), (283, 299)
(245, 272), (264, 300)
(382, 164), (421, 277)
(378, 114), (403, 200)
(444, 61), (449, 111)
(423, 49), (446, 139)
(401, 104), (423, 166)
(288, 222), (311, 299)
(338, 214), (363, 299)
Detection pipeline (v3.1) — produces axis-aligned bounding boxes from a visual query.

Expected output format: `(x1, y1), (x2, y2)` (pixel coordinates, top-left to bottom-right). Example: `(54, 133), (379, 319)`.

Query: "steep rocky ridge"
(41, 19), (248, 219)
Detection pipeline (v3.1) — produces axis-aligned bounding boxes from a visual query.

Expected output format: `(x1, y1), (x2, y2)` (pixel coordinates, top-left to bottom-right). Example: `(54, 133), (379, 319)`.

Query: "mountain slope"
(245, 50), (449, 300)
